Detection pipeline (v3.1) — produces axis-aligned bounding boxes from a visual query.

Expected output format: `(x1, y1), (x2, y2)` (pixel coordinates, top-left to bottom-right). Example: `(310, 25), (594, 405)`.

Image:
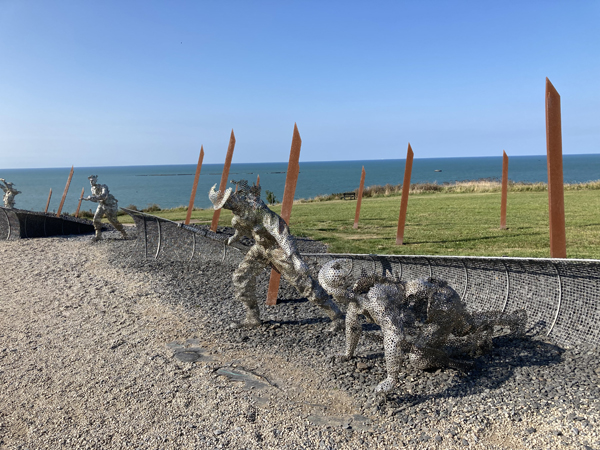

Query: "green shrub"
(143, 203), (161, 212)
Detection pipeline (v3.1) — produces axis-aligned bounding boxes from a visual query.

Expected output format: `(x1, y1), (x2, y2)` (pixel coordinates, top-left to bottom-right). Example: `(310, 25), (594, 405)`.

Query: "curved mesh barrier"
(123, 208), (600, 349)
(0, 207), (95, 239)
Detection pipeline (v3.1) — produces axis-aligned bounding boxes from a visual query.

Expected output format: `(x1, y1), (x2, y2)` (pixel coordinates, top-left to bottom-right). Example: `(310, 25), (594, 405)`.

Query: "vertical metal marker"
(185, 146), (205, 225)
(44, 188), (52, 213)
(353, 166), (366, 229)
(56, 166), (74, 217)
(75, 187), (85, 218)
(211, 131), (236, 232)
(396, 144), (414, 245)
(500, 150), (509, 230)
(266, 123), (302, 306)
(545, 78), (567, 258)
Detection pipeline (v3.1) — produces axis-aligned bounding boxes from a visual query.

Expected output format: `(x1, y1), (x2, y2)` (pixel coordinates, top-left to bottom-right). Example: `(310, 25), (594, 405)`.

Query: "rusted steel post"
(395, 144), (414, 245)
(211, 131), (236, 232)
(500, 150), (509, 230)
(75, 187), (85, 218)
(185, 146), (205, 225)
(353, 166), (366, 229)
(56, 166), (74, 217)
(545, 78), (567, 258)
(256, 174), (260, 186)
(266, 123), (302, 306)
(44, 188), (52, 213)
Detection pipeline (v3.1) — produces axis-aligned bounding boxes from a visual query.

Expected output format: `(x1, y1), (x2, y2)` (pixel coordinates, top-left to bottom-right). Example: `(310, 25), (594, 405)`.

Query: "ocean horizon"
(2, 154), (599, 214)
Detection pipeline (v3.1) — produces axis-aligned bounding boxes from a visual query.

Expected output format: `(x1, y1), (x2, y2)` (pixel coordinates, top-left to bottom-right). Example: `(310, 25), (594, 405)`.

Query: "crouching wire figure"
(83, 175), (127, 241)
(209, 180), (344, 330)
(318, 259), (527, 393)
(0, 178), (21, 209)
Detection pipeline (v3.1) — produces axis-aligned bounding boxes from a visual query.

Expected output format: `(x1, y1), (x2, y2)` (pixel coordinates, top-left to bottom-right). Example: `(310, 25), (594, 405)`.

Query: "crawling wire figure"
(209, 180), (344, 330)
(318, 259), (527, 393)
(83, 175), (127, 242)
(0, 178), (21, 209)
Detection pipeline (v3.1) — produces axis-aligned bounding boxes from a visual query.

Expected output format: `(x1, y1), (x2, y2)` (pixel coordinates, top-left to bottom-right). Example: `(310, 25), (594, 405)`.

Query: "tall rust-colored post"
(75, 187), (85, 218)
(185, 146), (205, 225)
(266, 123), (302, 306)
(545, 78), (567, 258)
(44, 188), (52, 213)
(353, 166), (366, 229)
(211, 131), (236, 232)
(396, 144), (414, 245)
(256, 174), (260, 186)
(56, 166), (74, 217)
(500, 150), (509, 230)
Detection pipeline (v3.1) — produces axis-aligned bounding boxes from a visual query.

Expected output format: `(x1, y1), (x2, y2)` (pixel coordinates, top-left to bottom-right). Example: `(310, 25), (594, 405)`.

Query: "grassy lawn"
(116, 190), (600, 259)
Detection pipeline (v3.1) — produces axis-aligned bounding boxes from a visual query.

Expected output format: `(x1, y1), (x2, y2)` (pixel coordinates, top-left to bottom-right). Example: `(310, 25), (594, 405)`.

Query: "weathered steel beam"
(267, 124), (302, 306)
(353, 166), (366, 229)
(545, 78), (567, 258)
(395, 144), (414, 245)
(500, 150), (509, 229)
(44, 188), (52, 213)
(211, 131), (236, 232)
(75, 187), (85, 218)
(185, 146), (205, 225)
(56, 166), (74, 217)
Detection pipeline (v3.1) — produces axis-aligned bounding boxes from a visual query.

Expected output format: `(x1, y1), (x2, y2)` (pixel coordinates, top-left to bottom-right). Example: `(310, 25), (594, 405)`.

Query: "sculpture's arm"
(227, 216), (252, 246)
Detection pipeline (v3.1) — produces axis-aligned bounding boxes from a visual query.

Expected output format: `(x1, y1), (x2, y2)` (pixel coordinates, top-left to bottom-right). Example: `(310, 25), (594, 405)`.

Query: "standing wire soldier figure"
(0, 178), (21, 209)
(209, 180), (344, 330)
(83, 175), (127, 242)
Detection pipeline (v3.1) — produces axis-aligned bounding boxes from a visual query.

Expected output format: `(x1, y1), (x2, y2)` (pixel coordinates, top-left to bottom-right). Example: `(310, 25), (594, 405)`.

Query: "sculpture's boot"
(115, 223), (128, 239)
(231, 306), (262, 329)
(91, 226), (102, 242)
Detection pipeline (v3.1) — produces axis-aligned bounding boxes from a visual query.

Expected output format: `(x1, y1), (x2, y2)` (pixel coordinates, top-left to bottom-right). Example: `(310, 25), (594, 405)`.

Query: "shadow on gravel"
(384, 335), (565, 408)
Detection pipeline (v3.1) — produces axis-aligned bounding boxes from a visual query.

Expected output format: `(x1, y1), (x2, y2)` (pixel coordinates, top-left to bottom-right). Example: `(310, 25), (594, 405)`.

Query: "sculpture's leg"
(105, 208), (127, 238)
(91, 206), (104, 241)
(272, 249), (343, 330)
(344, 303), (361, 358)
(231, 246), (268, 328)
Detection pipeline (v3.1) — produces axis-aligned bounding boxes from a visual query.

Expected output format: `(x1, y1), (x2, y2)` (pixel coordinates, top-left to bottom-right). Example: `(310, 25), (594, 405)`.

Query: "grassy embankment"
(113, 180), (600, 259)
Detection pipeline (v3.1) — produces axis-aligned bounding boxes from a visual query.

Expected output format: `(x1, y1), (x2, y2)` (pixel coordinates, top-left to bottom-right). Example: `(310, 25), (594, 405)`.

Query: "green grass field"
(115, 189), (600, 259)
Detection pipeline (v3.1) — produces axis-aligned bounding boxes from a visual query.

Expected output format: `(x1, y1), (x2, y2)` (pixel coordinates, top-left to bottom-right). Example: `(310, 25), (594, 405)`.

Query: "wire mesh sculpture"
(0, 179), (21, 209)
(209, 180), (343, 329)
(83, 175), (127, 241)
(318, 258), (527, 393)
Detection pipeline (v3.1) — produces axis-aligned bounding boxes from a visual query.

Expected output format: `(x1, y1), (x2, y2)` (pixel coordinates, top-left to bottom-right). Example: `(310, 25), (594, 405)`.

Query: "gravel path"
(1, 231), (599, 449)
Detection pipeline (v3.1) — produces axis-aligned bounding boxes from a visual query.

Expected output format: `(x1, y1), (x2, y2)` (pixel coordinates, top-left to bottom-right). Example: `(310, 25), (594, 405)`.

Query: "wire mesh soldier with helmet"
(83, 175), (127, 242)
(0, 178), (21, 209)
(209, 179), (344, 330)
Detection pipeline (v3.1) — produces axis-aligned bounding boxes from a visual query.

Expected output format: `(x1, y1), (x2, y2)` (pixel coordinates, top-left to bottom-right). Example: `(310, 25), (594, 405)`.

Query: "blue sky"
(1, 1), (598, 168)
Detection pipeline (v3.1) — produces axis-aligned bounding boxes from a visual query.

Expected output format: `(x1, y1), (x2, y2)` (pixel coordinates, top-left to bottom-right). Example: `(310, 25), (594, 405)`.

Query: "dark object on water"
(434, 169), (442, 172)
(0, 207), (95, 240)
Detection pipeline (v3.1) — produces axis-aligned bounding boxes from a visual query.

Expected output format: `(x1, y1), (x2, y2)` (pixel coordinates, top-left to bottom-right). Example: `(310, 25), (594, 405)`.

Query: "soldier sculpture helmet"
(88, 175), (98, 183)
(209, 184), (233, 210)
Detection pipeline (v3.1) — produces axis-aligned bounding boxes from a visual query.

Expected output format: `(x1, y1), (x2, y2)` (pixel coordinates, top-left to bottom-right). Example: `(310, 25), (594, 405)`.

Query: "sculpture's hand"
(375, 376), (397, 394)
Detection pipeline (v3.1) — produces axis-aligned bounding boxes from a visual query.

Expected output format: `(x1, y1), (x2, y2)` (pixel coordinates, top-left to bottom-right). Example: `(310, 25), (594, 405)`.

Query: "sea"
(2, 154), (600, 214)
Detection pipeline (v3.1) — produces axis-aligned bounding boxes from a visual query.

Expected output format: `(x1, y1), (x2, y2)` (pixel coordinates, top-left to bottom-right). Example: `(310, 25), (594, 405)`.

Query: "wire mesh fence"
(125, 208), (600, 349)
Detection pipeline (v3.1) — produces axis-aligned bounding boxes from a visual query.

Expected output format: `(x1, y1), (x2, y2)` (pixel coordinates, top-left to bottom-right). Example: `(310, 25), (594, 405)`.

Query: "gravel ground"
(1, 229), (599, 450)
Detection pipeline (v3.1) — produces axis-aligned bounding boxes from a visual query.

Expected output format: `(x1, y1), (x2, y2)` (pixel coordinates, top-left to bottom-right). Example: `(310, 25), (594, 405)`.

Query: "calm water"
(2, 154), (600, 213)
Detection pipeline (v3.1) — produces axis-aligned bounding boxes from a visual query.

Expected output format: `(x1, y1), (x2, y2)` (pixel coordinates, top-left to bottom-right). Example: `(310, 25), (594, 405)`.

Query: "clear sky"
(1, 1), (598, 168)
